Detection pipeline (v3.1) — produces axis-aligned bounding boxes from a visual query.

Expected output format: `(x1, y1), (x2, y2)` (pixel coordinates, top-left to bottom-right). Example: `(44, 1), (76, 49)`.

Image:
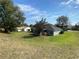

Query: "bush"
(60, 30), (64, 34)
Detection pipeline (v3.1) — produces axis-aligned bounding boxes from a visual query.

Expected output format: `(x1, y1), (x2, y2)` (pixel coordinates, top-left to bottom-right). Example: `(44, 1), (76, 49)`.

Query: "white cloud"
(75, 0), (79, 4)
(60, 0), (79, 9)
(61, 0), (79, 5)
(74, 6), (78, 8)
(17, 4), (78, 25)
(61, 0), (73, 5)
(17, 4), (40, 15)
(48, 15), (60, 19)
(17, 4), (49, 22)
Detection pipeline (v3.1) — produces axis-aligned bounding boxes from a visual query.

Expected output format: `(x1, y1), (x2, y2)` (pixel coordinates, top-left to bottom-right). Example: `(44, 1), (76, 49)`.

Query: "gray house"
(33, 24), (62, 36)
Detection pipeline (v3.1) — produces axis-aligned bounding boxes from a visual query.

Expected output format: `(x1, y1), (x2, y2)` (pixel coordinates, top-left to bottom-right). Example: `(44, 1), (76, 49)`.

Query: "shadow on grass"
(22, 34), (38, 39)
(0, 31), (11, 34)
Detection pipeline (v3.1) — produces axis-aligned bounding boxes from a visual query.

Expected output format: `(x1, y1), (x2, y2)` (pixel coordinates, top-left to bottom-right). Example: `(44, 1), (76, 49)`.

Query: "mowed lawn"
(0, 31), (79, 59)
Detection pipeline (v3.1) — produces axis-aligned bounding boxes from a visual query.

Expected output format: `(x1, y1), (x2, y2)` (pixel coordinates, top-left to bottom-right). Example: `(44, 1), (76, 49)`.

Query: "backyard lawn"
(0, 31), (79, 59)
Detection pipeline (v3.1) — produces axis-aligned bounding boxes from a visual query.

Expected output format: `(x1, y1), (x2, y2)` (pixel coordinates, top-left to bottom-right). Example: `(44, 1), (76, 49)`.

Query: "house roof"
(17, 26), (31, 30)
(44, 24), (62, 31)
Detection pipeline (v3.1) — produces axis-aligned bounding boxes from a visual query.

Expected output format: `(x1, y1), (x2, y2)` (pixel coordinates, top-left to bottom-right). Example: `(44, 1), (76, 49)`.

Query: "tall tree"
(56, 16), (69, 30)
(0, 0), (25, 33)
(33, 18), (47, 35)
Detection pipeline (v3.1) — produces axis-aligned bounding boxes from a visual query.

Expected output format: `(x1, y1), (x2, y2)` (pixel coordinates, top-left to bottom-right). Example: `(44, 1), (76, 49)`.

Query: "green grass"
(10, 32), (79, 46)
(0, 31), (79, 59)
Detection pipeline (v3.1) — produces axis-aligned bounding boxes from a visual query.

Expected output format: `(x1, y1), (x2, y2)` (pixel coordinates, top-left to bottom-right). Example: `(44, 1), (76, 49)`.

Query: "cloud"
(74, 6), (78, 8)
(17, 4), (40, 15)
(17, 4), (78, 25)
(60, 0), (79, 9)
(17, 4), (50, 24)
(61, 0), (79, 5)
(17, 4), (48, 16)
(75, 0), (79, 4)
(61, 0), (73, 5)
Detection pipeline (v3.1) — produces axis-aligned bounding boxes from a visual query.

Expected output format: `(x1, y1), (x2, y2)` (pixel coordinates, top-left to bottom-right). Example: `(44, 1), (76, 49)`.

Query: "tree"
(0, 0), (25, 33)
(56, 16), (69, 30)
(33, 18), (47, 35)
(72, 22), (79, 31)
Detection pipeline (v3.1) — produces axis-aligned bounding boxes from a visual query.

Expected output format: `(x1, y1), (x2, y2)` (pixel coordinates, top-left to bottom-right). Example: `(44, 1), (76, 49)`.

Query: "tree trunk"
(4, 29), (9, 33)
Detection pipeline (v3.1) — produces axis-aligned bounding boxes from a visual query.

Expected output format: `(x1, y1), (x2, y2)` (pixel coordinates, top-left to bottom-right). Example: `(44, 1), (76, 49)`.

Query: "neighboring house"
(17, 26), (31, 32)
(33, 24), (62, 36)
(17, 27), (24, 32)
(24, 27), (31, 32)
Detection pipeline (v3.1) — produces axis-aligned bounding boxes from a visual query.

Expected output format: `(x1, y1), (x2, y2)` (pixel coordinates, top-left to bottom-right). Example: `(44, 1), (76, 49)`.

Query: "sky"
(12, 0), (79, 25)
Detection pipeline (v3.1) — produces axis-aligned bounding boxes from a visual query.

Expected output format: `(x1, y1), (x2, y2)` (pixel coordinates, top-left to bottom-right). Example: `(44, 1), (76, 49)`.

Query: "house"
(17, 26), (31, 32)
(17, 27), (24, 32)
(24, 27), (31, 32)
(32, 24), (62, 36)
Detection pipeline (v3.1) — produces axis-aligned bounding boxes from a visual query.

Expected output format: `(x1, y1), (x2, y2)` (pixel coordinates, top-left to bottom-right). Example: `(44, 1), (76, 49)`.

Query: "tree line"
(32, 16), (79, 35)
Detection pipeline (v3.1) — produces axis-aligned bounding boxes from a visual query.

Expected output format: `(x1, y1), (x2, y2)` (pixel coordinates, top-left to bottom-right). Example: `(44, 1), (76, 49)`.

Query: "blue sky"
(12, 0), (79, 25)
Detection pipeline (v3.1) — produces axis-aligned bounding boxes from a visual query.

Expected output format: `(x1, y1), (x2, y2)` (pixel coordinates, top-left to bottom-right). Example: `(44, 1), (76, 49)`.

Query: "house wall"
(17, 27), (24, 32)
(17, 29), (22, 32)
(24, 27), (31, 32)
(53, 31), (60, 36)
(17, 27), (31, 32)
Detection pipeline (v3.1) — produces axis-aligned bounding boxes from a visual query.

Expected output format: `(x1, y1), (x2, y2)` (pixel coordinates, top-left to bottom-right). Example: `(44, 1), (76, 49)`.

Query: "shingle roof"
(44, 24), (62, 31)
